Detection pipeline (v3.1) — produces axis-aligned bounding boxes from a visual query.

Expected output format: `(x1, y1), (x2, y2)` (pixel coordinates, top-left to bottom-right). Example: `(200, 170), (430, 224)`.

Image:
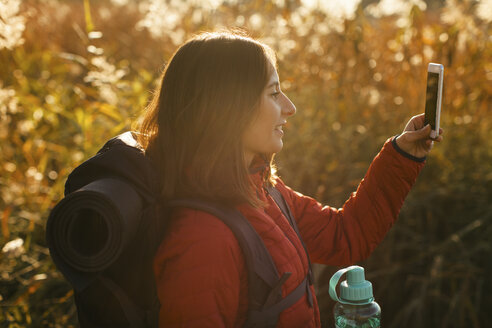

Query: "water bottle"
(328, 265), (381, 328)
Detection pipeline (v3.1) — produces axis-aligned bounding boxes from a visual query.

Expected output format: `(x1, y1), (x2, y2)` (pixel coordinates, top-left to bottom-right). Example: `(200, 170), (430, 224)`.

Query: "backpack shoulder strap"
(97, 276), (147, 327)
(267, 186), (314, 284)
(166, 200), (281, 307)
(267, 186), (314, 309)
(167, 196), (313, 328)
(267, 187), (296, 229)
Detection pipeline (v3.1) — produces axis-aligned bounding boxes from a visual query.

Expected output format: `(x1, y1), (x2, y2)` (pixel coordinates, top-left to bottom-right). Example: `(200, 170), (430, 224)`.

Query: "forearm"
(339, 137), (425, 259)
(281, 137), (425, 265)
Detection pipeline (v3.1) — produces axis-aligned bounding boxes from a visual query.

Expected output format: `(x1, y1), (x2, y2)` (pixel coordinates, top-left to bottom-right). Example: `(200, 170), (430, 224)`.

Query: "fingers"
(424, 138), (434, 151)
(414, 113), (426, 125)
(401, 123), (429, 142)
(411, 113), (425, 121)
(399, 115), (443, 157)
(419, 124), (432, 137)
(430, 128), (444, 141)
(407, 113), (426, 131)
(433, 134), (443, 143)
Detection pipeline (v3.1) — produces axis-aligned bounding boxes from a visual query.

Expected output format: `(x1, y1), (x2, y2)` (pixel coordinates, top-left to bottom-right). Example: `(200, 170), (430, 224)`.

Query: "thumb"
(405, 124), (431, 141)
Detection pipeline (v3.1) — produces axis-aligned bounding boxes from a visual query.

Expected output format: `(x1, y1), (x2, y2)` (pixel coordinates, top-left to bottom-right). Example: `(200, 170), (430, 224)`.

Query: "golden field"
(0, 0), (490, 326)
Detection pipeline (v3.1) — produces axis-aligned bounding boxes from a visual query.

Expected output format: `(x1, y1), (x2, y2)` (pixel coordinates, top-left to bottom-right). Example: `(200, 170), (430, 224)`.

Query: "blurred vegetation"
(0, 0), (490, 327)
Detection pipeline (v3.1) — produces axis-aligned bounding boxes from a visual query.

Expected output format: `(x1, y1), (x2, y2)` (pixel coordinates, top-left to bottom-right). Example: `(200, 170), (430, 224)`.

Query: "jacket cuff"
(391, 135), (426, 163)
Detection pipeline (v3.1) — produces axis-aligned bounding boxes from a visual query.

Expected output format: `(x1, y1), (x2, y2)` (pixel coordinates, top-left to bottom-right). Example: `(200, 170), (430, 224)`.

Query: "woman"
(136, 31), (442, 327)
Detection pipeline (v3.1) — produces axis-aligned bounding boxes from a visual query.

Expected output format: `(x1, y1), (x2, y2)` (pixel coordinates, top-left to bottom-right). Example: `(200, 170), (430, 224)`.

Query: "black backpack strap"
(74, 275), (154, 328)
(98, 276), (147, 328)
(244, 274), (311, 327)
(166, 199), (281, 298)
(267, 186), (297, 231)
(168, 196), (313, 328)
(267, 186), (314, 306)
(267, 188), (314, 279)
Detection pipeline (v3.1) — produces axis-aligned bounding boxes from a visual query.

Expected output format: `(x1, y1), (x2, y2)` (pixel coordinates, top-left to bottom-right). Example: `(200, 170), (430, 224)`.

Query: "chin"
(270, 141), (283, 154)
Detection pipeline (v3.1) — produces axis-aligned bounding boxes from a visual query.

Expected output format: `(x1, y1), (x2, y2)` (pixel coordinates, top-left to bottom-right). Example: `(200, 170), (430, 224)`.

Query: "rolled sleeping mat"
(47, 178), (143, 273)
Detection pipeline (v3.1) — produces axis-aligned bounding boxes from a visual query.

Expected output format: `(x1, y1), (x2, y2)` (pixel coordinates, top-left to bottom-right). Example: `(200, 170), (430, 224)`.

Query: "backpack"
(46, 132), (313, 327)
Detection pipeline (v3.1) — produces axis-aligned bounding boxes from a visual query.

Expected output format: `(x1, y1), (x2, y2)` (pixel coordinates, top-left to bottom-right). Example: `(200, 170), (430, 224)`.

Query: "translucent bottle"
(329, 266), (381, 328)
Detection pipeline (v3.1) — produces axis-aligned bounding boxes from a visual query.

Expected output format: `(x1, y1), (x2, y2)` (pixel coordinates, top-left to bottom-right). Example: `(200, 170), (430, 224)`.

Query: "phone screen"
(424, 72), (439, 129)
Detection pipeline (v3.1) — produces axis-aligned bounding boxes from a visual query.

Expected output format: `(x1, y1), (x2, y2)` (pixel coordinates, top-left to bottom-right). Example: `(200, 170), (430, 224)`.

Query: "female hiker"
(136, 31), (443, 327)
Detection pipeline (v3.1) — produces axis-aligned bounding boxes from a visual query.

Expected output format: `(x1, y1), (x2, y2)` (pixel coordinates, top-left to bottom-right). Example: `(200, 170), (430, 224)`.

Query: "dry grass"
(0, 0), (490, 326)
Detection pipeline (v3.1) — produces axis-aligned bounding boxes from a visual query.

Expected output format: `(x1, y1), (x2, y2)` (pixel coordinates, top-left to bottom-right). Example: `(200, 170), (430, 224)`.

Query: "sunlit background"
(1, 0), (491, 327)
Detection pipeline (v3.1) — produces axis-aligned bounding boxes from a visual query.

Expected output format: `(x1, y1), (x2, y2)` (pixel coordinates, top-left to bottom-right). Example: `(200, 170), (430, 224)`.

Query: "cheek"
(242, 119), (262, 148)
(243, 100), (280, 145)
(256, 123), (273, 144)
(243, 121), (271, 149)
(260, 101), (279, 123)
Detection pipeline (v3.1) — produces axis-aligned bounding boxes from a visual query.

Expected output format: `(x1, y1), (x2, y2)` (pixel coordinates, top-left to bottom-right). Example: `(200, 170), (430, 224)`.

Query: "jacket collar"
(248, 156), (271, 203)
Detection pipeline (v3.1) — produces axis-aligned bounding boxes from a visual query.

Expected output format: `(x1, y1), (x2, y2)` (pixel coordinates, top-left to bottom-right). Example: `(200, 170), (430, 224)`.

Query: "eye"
(271, 92), (280, 99)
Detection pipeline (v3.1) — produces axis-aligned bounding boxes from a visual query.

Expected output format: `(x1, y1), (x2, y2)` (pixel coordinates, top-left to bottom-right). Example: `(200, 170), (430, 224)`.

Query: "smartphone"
(424, 63), (444, 139)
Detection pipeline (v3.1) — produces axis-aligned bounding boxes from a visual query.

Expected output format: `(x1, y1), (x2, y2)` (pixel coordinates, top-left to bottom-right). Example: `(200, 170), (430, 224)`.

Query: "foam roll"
(47, 178), (143, 272)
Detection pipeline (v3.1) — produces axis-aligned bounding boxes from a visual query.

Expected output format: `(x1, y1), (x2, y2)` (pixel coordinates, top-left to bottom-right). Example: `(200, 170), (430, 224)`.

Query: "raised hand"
(395, 113), (443, 158)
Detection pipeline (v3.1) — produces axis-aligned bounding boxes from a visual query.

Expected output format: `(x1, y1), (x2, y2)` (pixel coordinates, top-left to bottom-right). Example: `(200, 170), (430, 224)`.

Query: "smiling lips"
(274, 122), (286, 136)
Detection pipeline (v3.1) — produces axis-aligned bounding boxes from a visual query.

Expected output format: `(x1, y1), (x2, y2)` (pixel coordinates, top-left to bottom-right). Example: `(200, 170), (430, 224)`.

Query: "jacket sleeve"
(153, 209), (247, 328)
(277, 137), (425, 266)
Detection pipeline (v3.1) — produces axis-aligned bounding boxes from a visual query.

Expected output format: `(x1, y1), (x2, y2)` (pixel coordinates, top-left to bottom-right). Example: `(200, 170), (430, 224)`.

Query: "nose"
(281, 93), (296, 117)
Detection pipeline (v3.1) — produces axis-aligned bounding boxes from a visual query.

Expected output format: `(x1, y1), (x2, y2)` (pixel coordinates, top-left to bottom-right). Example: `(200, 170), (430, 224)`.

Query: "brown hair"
(135, 31), (277, 206)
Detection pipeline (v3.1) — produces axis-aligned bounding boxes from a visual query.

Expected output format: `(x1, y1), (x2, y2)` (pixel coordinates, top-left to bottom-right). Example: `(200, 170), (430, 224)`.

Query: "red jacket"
(153, 138), (425, 327)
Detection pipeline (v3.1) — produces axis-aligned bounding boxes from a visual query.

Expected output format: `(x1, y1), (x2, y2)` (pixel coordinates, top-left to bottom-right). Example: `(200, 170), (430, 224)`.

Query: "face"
(242, 67), (296, 165)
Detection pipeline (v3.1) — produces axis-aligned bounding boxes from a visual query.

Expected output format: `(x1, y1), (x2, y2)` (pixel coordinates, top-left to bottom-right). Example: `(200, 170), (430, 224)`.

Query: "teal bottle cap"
(329, 265), (374, 305)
